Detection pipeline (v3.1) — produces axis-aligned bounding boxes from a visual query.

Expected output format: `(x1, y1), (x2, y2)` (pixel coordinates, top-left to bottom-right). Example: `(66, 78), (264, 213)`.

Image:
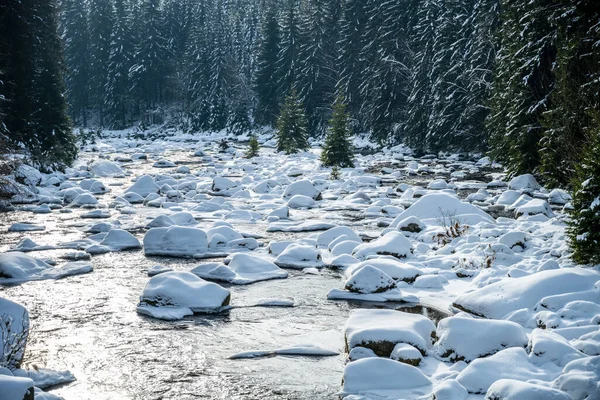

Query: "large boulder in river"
(143, 226), (209, 257)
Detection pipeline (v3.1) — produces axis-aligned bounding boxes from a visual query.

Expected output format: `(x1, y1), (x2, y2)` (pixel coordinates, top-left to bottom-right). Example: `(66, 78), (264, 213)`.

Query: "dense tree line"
(0, 0), (77, 170)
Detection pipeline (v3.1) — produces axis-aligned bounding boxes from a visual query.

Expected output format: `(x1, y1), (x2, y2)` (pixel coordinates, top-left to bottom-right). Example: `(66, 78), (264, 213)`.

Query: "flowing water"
(0, 148), (456, 399)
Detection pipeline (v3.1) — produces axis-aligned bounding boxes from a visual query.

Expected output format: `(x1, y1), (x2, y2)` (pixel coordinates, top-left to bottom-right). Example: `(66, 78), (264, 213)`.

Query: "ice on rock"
(98, 229), (142, 251)
(282, 179), (321, 200)
(344, 265), (396, 294)
(126, 175), (159, 197)
(89, 159), (125, 177)
(341, 358), (431, 395)
(434, 315), (528, 362)
(452, 268), (600, 319)
(456, 348), (562, 394)
(137, 271), (230, 320)
(390, 343), (423, 366)
(486, 379), (572, 400)
(0, 298), (30, 369)
(352, 231), (412, 260)
(8, 222), (45, 232)
(390, 192), (495, 227)
(345, 309), (436, 356)
(275, 243), (325, 269)
(143, 226), (209, 258)
(191, 253), (287, 284)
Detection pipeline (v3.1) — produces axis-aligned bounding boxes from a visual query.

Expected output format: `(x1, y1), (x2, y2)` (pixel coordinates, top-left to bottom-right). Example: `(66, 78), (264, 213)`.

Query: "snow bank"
(453, 268), (600, 319)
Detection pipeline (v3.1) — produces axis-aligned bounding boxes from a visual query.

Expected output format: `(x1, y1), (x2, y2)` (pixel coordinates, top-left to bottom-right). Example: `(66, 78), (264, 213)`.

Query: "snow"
(0, 252), (92, 284)
(390, 343), (422, 365)
(344, 265), (396, 294)
(274, 243), (325, 269)
(453, 268), (600, 319)
(137, 271), (230, 320)
(346, 258), (421, 282)
(515, 198), (555, 218)
(434, 315), (528, 362)
(125, 175), (159, 197)
(352, 231), (412, 260)
(143, 226), (209, 258)
(486, 379), (572, 400)
(553, 356), (600, 400)
(317, 226), (362, 248)
(287, 194), (317, 209)
(190, 253), (287, 284)
(0, 374), (34, 400)
(282, 179), (321, 200)
(341, 358), (431, 395)
(456, 347), (562, 394)
(89, 159), (125, 177)
(508, 174), (541, 191)
(98, 229), (142, 251)
(345, 309), (436, 356)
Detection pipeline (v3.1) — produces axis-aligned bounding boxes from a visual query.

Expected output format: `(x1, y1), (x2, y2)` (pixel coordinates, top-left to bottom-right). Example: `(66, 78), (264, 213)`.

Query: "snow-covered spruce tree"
(321, 96), (354, 168)
(276, 0), (303, 101)
(105, 0), (134, 129)
(254, 1), (280, 127)
(245, 135), (260, 158)
(337, 0), (368, 126)
(61, 0), (90, 127)
(88, 0), (114, 127)
(568, 125), (600, 265)
(276, 88), (309, 154)
(130, 0), (169, 116)
(488, 0), (556, 177)
(539, 2), (600, 188)
(297, 0), (338, 136)
(29, 0), (78, 170)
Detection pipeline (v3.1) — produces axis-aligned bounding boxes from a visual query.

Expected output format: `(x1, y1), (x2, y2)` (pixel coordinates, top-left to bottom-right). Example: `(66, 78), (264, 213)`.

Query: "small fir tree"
(330, 165), (341, 180)
(276, 88), (309, 154)
(245, 135), (260, 158)
(321, 96), (354, 167)
(568, 126), (600, 265)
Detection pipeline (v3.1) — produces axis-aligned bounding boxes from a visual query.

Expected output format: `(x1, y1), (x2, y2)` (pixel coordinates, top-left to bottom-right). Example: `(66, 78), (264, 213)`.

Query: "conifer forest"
(1, 1), (600, 399)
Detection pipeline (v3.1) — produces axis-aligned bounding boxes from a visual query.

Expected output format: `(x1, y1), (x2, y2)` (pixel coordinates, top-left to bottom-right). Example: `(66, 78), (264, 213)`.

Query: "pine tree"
(30, 0), (78, 169)
(254, 2), (280, 126)
(568, 122), (600, 264)
(88, 0), (114, 127)
(277, 0), (302, 100)
(321, 96), (354, 167)
(245, 134), (260, 158)
(276, 87), (309, 154)
(61, 0), (90, 127)
(105, 0), (134, 129)
(298, 0), (338, 136)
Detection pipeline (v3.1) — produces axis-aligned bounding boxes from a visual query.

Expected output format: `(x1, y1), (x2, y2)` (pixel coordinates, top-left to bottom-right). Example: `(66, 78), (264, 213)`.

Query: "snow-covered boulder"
(553, 356), (600, 400)
(0, 374), (35, 400)
(434, 315), (528, 362)
(7, 223), (45, 232)
(344, 265), (396, 294)
(508, 174), (541, 191)
(0, 252), (49, 280)
(143, 227), (209, 258)
(89, 159), (124, 177)
(191, 253), (287, 284)
(515, 199), (555, 218)
(352, 231), (412, 260)
(287, 194), (317, 209)
(137, 271), (230, 320)
(69, 193), (98, 208)
(125, 175), (159, 197)
(498, 231), (527, 249)
(486, 379), (571, 400)
(341, 357), (431, 395)
(548, 189), (572, 205)
(390, 343), (423, 366)
(282, 180), (321, 200)
(528, 329), (586, 367)
(274, 243), (324, 269)
(317, 226), (362, 248)
(345, 309), (436, 356)
(346, 259), (421, 282)
(0, 298), (30, 369)
(453, 268), (600, 319)
(211, 177), (238, 194)
(14, 165), (42, 186)
(395, 216), (425, 233)
(456, 348), (562, 394)
(390, 192), (495, 227)
(98, 229), (142, 251)
(145, 215), (176, 229)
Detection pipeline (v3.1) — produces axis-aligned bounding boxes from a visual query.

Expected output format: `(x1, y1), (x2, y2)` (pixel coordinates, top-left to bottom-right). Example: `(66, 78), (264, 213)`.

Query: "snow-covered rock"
(282, 179), (321, 200)
(344, 265), (396, 294)
(89, 159), (125, 177)
(143, 226), (209, 258)
(553, 356), (600, 400)
(486, 379), (571, 400)
(390, 343), (423, 366)
(0, 374), (34, 400)
(0, 298), (30, 369)
(508, 174), (541, 191)
(98, 229), (142, 251)
(515, 199), (555, 218)
(126, 175), (159, 197)
(137, 271), (230, 320)
(434, 315), (528, 362)
(352, 231), (412, 260)
(8, 223), (45, 232)
(346, 259), (421, 282)
(287, 194), (317, 209)
(191, 253), (287, 284)
(274, 243), (324, 269)
(345, 309), (436, 356)
(317, 226), (361, 248)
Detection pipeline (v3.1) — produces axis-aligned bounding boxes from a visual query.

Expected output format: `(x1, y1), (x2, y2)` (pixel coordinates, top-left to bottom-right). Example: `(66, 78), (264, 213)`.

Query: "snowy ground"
(0, 128), (598, 399)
